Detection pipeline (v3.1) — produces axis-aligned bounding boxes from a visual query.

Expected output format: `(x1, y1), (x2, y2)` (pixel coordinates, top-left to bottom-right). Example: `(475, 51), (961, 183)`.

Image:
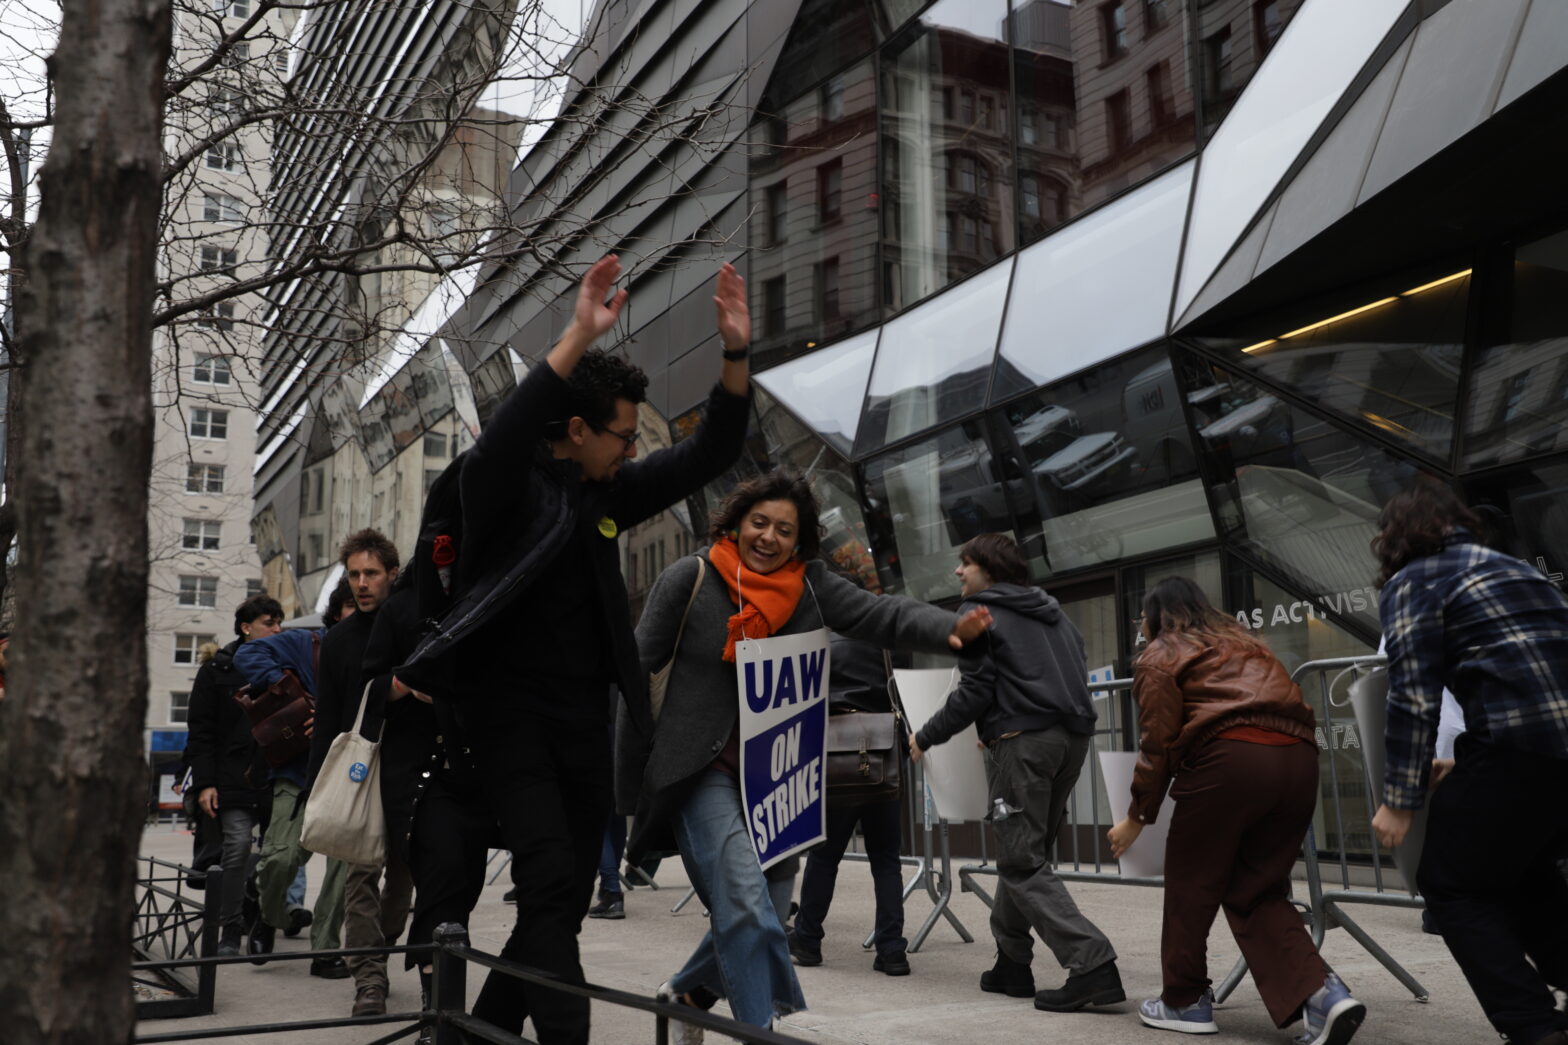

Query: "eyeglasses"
(591, 423), (641, 451)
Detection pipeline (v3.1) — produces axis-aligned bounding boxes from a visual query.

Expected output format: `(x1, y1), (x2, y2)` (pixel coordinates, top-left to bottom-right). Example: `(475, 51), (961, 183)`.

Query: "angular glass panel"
(994, 345), (1213, 577)
(1193, 266), (1470, 462)
(748, 58), (881, 369)
(994, 161), (1192, 399)
(1193, 0), (1307, 135)
(858, 259), (1012, 454)
(1358, 0), (1526, 204)
(1175, 351), (1419, 636)
(763, 0), (879, 106)
(1462, 227), (1568, 469)
(1177, 0), (1409, 318)
(879, 0), (1013, 312)
(1497, 0), (1568, 111)
(407, 340), (454, 428)
(753, 330), (878, 456)
(1012, 0), (1197, 242)
(861, 419), (1020, 602)
(754, 391), (885, 592)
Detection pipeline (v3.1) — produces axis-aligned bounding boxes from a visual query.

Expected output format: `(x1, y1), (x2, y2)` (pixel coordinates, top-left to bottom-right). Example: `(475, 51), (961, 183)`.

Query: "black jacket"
(306, 608), (378, 790)
(186, 639), (270, 808)
(915, 584), (1097, 748)
(397, 359), (750, 736)
(362, 586), (448, 864)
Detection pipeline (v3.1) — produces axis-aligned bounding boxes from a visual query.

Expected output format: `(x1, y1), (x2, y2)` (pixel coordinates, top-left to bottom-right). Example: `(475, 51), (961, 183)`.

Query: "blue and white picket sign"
(736, 628), (831, 870)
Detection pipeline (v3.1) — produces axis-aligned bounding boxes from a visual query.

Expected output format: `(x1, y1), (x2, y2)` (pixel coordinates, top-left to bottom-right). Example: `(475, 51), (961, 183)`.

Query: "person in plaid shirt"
(1371, 482), (1568, 1045)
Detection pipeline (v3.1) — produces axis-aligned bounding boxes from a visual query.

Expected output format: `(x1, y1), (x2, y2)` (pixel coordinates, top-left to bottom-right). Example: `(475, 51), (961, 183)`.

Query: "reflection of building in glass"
(248, 0), (1568, 864)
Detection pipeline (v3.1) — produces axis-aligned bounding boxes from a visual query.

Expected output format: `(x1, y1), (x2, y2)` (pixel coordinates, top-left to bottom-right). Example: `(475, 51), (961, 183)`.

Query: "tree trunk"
(0, 0), (172, 1041)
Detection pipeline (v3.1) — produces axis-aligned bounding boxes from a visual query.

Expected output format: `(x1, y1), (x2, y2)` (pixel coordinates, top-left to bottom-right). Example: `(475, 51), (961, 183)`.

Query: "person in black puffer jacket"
(186, 594), (283, 955)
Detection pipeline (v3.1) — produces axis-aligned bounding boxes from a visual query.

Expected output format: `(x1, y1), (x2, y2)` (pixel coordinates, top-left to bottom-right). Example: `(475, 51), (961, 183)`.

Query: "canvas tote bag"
(301, 682), (386, 867)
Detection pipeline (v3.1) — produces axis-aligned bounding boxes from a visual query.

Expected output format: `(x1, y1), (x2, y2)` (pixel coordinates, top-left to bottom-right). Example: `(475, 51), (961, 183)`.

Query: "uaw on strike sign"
(736, 628), (830, 870)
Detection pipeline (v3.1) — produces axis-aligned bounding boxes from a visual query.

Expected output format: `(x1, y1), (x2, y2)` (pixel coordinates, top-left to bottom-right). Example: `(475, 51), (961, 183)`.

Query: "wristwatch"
(721, 345), (749, 362)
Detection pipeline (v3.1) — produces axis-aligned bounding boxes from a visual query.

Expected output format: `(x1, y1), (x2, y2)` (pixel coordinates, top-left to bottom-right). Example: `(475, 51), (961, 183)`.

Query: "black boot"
(980, 951), (1034, 998)
(215, 921), (244, 957)
(1034, 960), (1126, 1012)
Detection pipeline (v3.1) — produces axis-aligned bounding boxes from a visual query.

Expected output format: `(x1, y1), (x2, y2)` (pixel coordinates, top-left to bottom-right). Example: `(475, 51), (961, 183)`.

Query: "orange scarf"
(707, 538), (807, 663)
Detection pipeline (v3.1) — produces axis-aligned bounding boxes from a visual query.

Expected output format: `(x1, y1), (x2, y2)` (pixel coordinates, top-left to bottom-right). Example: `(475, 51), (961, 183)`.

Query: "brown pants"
(1161, 738), (1326, 1027)
(343, 851), (415, 994)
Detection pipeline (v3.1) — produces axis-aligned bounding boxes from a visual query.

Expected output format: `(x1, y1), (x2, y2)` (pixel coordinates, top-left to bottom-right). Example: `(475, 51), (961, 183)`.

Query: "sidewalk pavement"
(137, 822), (1500, 1044)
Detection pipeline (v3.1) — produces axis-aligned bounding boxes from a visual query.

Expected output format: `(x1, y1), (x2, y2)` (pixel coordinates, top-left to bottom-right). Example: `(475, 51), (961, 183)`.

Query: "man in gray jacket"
(910, 533), (1122, 1016)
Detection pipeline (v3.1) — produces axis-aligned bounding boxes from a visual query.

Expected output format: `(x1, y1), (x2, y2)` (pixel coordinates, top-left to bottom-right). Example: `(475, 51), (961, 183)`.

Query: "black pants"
(793, 795), (907, 956)
(406, 776), (490, 971)
(455, 703), (611, 1045)
(1417, 735), (1568, 1045)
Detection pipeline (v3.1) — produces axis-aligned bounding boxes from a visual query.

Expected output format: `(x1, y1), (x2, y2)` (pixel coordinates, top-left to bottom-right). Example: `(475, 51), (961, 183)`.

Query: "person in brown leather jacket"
(1107, 576), (1366, 1045)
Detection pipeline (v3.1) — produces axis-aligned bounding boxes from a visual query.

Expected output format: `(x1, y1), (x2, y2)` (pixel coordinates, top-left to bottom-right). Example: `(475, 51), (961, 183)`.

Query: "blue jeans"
(600, 814), (627, 895)
(670, 771), (805, 1027)
(288, 866), (306, 909)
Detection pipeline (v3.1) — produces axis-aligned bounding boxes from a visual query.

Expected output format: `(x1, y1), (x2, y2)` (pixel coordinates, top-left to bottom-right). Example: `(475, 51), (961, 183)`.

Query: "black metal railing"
(134, 857), (221, 1018)
(134, 923), (812, 1045)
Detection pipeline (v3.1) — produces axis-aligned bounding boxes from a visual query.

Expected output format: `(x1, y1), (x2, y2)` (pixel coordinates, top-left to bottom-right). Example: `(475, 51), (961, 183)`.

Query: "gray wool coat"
(614, 552), (959, 844)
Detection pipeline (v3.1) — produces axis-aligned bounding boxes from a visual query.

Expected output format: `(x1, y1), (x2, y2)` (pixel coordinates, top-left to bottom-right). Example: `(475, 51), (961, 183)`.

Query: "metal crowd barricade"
(133, 924), (815, 1045)
(133, 857), (222, 1018)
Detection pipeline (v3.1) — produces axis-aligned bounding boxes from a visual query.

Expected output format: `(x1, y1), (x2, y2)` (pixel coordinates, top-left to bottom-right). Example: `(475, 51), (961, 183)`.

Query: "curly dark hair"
(548, 349), (649, 433)
(1371, 480), (1483, 588)
(233, 593), (283, 637)
(708, 470), (823, 561)
(958, 533), (1029, 586)
(339, 527), (400, 572)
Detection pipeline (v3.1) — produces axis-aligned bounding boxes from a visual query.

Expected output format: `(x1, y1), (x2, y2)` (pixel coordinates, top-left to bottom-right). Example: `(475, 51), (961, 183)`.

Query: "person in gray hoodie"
(910, 532), (1122, 1016)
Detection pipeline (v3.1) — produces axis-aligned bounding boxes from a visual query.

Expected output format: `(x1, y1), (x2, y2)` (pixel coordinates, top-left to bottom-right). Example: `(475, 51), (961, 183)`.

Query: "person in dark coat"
(393, 255), (754, 1045)
(185, 594), (283, 955)
(788, 634), (912, 975)
(306, 529), (413, 1017)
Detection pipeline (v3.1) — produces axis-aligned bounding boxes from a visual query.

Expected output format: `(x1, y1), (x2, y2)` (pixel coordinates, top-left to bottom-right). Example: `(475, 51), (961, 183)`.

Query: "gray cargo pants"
(985, 727), (1117, 974)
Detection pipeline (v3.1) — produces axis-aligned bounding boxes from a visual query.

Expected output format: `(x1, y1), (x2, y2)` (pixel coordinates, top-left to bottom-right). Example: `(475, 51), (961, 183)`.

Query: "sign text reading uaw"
(736, 628), (831, 870)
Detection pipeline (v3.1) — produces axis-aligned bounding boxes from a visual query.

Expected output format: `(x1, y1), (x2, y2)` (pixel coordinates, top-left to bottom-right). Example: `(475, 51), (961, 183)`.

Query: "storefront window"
(880, 0), (1013, 311)
(995, 345), (1213, 577)
(1463, 459), (1568, 591)
(1462, 227), (1568, 468)
(753, 330), (878, 457)
(1193, 265), (1470, 462)
(861, 420), (1020, 602)
(1176, 352), (1416, 636)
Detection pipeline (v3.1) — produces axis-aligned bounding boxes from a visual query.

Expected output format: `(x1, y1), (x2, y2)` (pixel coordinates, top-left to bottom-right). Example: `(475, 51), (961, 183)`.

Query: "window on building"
(182, 518), (222, 551)
(1205, 26), (1236, 98)
(763, 277), (786, 337)
(1101, 2), (1129, 60)
(202, 193), (243, 224)
(173, 633), (216, 665)
(1018, 107), (1037, 146)
(816, 258), (841, 321)
(204, 143), (240, 171)
(186, 462), (226, 493)
(220, 41), (250, 68)
(978, 95), (994, 130)
(1143, 0), (1170, 31)
(423, 431), (448, 457)
(272, 50), (289, 75)
(1146, 61), (1171, 125)
(951, 153), (978, 195)
(1042, 113), (1063, 149)
(766, 183), (787, 247)
(1254, 0), (1285, 55)
(194, 302), (235, 332)
(308, 533), (325, 571)
(189, 408), (229, 440)
(192, 353), (231, 385)
(200, 245), (238, 275)
(1021, 174), (1042, 220)
(817, 160), (842, 224)
(246, 578), (264, 597)
(170, 691), (191, 724)
(1107, 90), (1132, 150)
(178, 575), (219, 608)
(958, 89), (975, 126)
(212, 0), (250, 16)
(941, 86), (955, 120)
(819, 76), (844, 123)
(958, 215), (979, 253)
(209, 86), (242, 118)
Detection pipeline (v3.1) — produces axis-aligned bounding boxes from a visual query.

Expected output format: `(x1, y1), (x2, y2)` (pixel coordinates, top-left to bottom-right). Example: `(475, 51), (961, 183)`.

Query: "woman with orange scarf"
(617, 470), (989, 1036)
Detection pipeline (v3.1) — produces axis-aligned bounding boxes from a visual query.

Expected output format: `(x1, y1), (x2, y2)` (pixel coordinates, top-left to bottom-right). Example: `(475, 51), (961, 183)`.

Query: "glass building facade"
(255, 0), (1568, 859)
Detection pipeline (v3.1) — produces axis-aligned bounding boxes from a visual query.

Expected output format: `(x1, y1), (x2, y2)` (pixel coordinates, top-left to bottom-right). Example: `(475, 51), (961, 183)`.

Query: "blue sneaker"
(1295, 973), (1366, 1045)
(1139, 990), (1218, 1034)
